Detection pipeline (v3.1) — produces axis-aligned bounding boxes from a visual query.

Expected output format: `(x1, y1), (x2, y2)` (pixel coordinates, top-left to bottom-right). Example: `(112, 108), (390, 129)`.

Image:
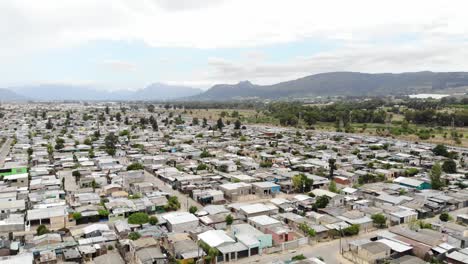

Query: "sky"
(1, 0), (468, 90)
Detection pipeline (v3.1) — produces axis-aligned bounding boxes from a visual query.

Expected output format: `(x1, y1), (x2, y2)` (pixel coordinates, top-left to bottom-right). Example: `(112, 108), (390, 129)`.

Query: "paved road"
(143, 169), (202, 212)
(236, 229), (384, 264)
(0, 138), (12, 167)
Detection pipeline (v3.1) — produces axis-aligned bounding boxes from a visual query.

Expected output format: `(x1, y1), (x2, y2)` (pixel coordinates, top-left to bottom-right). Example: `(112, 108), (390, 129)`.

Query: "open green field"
(184, 108), (468, 147)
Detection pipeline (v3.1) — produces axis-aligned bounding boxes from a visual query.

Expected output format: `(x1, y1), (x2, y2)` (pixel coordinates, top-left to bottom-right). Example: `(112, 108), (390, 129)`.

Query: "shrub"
(36, 224), (50, 236)
(128, 232), (141, 240)
(128, 212), (149, 225)
(439, 212), (450, 222)
(149, 216), (159, 225)
(127, 162), (144, 171)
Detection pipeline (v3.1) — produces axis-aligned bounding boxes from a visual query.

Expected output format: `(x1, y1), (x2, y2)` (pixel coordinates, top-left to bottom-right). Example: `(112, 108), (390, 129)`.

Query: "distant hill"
(193, 71), (468, 100)
(0, 88), (28, 101)
(132, 83), (202, 100)
(8, 83), (202, 101)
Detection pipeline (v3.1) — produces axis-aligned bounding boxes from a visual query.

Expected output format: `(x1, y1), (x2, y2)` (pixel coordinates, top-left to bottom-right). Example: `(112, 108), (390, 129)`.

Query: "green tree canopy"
(371, 213), (387, 228)
(292, 173), (313, 193)
(225, 214), (234, 225)
(430, 163), (444, 190)
(315, 195), (330, 209)
(128, 212), (149, 225)
(127, 162), (144, 171)
(189, 206), (198, 214)
(442, 159), (457, 173)
(36, 224), (50, 236)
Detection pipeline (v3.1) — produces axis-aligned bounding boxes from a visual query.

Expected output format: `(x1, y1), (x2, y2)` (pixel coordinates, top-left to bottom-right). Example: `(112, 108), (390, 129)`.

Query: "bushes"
(189, 206), (198, 214)
(342, 224), (360, 236)
(128, 212), (149, 225)
(225, 215), (233, 225)
(196, 164), (208, 170)
(439, 212), (450, 222)
(36, 224), (50, 236)
(128, 232), (141, 240)
(149, 216), (159, 225)
(127, 162), (144, 171)
(442, 159), (457, 173)
(371, 213), (387, 228)
(298, 223), (316, 237)
(165, 196), (181, 211)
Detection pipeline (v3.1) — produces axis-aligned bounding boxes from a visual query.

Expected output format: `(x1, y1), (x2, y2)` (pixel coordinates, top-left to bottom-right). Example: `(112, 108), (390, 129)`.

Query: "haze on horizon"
(1, 0), (468, 91)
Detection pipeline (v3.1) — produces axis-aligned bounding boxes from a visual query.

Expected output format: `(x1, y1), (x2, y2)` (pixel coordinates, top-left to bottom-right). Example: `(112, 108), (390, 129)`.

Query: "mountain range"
(193, 71), (468, 100)
(1, 83), (202, 101)
(1, 71), (467, 101)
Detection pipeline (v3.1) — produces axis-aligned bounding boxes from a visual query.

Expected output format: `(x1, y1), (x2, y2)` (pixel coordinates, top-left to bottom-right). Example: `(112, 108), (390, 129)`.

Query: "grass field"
(182, 108), (468, 147)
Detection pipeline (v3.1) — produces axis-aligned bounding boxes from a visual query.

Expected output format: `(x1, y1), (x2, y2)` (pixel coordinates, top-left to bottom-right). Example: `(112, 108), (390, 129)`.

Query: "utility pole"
(339, 225), (342, 255)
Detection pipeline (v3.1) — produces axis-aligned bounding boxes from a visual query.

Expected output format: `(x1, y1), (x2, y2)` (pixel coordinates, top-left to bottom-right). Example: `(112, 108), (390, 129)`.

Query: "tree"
(189, 206), (198, 214)
(192, 117), (199, 126)
(55, 138), (65, 150)
(72, 212), (82, 221)
(46, 118), (53, 129)
(234, 119), (242, 130)
(128, 232), (141, 240)
(315, 195), (330, 209)
(36, 224), (50, 236)
(328, 180), (338, 193)
(98, 209), (110, 217)
(165, 196), (181, 211)
(430, 163), (444, 190)
(371, 213), (387, 228)
(225, 214), (234, 225)
(342, 224), (360, 236)
(104, 132), (118, 156)
(292, 173), (313, 193)
(216, 118), (224, 131)
(147, 104), (155, 113)
(105, 105), (110, 115)
(200, 149), (212, 158)
(128, 212), (149, 225)
(298, 223), (316, 237)
(127, 162), (144, 171)
(439, 212), (450, 222)
(328, 158), (337, 179)
(149, 216), (159, 225)
(442, 159), (457, 173)
(432, 144), (449, 157)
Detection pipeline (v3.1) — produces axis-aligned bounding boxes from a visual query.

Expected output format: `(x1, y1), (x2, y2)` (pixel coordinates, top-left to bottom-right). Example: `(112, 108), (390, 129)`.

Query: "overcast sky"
(1, 0), (468, 90)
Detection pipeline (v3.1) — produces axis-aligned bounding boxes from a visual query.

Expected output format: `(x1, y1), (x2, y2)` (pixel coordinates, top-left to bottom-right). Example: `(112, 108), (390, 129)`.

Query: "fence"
(264, 237), (309, 253)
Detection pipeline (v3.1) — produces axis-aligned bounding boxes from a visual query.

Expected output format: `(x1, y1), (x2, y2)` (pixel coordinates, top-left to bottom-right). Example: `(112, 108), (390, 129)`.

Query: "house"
(239, 203), (278, 218)
(310, 189), (344, 207)
(198, 229), (249, 262)
(94, 252), (125, 264)
(26, 206), (68, 229)
(394, 177), (431, 190)
(231, 224), (272, 255)
(129, 237), (167, 264)
(355, 241), (392, 264)
(248, 215), (282, 232)
(218, 182), (252, 201)
(3, 173), (28, 188)
(251, 182), (281, 197)
(446, 248), (468, 264)
(163, 212), (199, 233)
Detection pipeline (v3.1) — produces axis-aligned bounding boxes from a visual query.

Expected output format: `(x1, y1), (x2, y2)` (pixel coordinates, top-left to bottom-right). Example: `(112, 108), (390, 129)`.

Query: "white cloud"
(2, 0), (468, 54)
(100, 60), (137, 72)
(202, 40), (468, 85)
(1, 0), (468, 87)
